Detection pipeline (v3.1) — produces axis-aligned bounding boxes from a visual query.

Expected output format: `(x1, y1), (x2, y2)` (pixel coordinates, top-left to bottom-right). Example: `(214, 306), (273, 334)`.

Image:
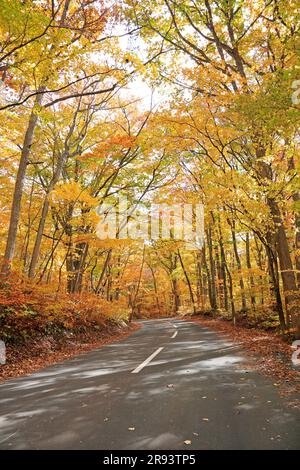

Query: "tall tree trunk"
(215, 243), (224, 309)
(246, 232), (256, 308)
(129, 244), (145, 321)
(221, 245), (236, 325)
(265, 242), (286, 332)
(254, 236), (265, 305)
(206, 228), (218, 311)
(177, 250), (197, 315)
(196, 252), (204, 309)
(202, 243), (213, 310)
(73, 242), (89, 293)
(96, 250), (112, 294)
(149, 265), (161, 316)
(218, 223), (229, 312)
(258, 157), (299, 336)
(28, 197), (51, 278)
(268, 197), (299, 334)
(22, 180), (35, 272)
(288, 155), (300, 287)
(230, 221), (247, 311)
(1, 90), (44, 275)
(171, 277), (181, 314)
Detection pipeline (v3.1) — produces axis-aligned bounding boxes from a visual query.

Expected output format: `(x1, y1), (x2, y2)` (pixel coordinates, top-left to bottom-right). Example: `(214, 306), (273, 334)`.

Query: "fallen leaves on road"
(189, 316), (300, 407)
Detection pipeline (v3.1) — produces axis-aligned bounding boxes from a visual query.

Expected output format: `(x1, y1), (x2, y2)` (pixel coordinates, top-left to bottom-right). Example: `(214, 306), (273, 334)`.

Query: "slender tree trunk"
(22, 181), (35, 272)
(288, 155), (300, 287)
(246, 233), (256, 308)
(222, 248), (236, 325)
(149, 265), (161, 316)
(218, 224), (229, 312)
(171, 278), (180, 314)
(178, 250), (197, 315)
(268, 197), (299, 334)
(196, 252), (204, 309)
(230, 221), (247, 311)
(73, 242), (89, 293)
(1, 90), (45, 275)
(96, 250), (112, 294)
(129, 244), (146, 321)
(206, 228), (218, 311)
(28, 198), (50, 278)
(202, 243), (213, 310)
(265, 242), (286, 332)
(254, 236), (265, 305)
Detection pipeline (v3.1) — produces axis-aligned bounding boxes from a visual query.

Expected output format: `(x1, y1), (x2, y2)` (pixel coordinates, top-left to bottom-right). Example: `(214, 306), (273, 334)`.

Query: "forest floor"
(188, 315), (300, 407)
(0, 322), (140, 383)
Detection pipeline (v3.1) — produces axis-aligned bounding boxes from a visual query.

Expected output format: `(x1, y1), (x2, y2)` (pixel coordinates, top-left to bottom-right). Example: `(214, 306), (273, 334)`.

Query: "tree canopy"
(0, 0), (299, 341)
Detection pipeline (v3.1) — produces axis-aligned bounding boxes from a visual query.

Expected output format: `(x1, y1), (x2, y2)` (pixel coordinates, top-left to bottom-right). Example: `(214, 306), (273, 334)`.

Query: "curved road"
(0, 319), (299, 450)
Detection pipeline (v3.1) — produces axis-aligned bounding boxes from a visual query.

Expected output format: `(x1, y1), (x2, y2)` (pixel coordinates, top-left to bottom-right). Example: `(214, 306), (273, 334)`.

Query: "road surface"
(0, 319), (299, 450)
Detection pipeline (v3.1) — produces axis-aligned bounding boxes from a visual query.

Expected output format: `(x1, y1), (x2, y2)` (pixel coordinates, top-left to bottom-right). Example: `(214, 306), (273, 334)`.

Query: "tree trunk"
(218, 224), (229, 312)
(288, 155), (300, 287)
(196, 252), (204, 309)
(230, 221), (247, 311)
(246, 232), (256, 308)
(178, 250), (197, 315)
(129, 244), (145, 321)
(222, 248), (236, 325)
(171, 278), (181, 314)
(268, 197), (299, 335)
(265, 242), (286, 332)
(206, 228), (218, 311)
(202, 243), (213, 310)
(1, 90), (45, 275)
(254, 236), (265, 305)
(96, 250), (112, 294)
(257, 157), (299, 336)
(149, 265), (161, 316)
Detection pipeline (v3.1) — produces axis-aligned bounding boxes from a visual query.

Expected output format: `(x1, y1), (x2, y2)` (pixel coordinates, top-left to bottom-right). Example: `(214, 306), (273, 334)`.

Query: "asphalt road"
(0, 319), (299, 450)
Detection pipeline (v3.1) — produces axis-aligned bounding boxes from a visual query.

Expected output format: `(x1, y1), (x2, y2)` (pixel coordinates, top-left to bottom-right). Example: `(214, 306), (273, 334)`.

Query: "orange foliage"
(0, 273), (129, 343)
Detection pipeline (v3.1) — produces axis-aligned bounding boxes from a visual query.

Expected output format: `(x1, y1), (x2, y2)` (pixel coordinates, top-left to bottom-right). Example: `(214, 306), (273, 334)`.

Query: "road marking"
(131, 347), (164, 374)
(171, 331), (178, 339)
(173, 324), (178, 328)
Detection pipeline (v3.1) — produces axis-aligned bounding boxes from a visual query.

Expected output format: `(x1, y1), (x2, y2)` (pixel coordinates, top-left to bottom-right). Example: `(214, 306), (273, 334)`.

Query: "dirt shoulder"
(186, 315), (300, 405)
(0, 322), (140, 383)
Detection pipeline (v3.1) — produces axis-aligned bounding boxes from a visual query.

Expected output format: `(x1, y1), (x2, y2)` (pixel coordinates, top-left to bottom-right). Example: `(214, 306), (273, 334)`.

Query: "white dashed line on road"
(171, 331), (178, 339)
(131, 347), (164, 374)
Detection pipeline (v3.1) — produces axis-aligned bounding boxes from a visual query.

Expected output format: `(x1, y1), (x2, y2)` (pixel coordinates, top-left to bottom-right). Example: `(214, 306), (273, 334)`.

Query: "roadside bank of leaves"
(0, 274), (138, 382)
(0, 322), (140, 383)
(0, 274), (130, 344)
